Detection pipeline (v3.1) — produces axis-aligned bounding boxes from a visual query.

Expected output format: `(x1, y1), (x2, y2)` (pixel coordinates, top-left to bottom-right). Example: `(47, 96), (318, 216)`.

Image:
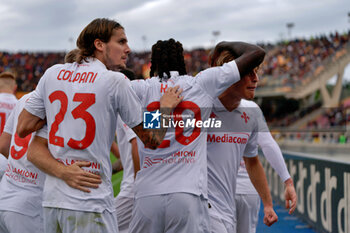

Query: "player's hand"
(160, 85), (184, 110)
(263, 206), (278, 227)
(60, 161), (102, 193)
(284, 178), (297, 214)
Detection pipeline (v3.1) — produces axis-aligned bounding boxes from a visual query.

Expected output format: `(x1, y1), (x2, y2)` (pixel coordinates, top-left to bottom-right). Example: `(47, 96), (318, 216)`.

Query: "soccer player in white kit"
(207, 48), (296, 232)
(0, 72), (18, 179)
(235, 119), (296, 233)
(207, 99), (277, 233)
(16, 18), (182, 233)
(0, 92), (46, 233)
(128, 39), (266, 233)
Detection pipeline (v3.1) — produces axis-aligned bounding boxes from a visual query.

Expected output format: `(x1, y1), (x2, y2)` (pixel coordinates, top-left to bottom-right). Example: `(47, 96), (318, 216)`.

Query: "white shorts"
(235, 194), (260, 233)
(0, 210), (43, 233)
(129, 193), (210, 233)
(114, 195), (134, 232)
(208, 210), (236, 233)
(43, 207), (119, 233)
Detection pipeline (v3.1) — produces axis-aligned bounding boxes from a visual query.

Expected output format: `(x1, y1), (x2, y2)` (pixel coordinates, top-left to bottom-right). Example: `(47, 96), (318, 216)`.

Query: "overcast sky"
(0, 0), (349, 53)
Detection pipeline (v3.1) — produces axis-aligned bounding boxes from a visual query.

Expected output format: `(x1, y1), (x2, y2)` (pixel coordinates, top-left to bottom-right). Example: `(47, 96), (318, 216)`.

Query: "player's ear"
(94, 39), (104, 52)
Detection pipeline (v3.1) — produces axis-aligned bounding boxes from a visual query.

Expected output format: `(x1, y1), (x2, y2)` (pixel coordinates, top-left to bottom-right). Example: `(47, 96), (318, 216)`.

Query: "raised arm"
(244, 155), (278, 227)
(211, 41), (265, 78)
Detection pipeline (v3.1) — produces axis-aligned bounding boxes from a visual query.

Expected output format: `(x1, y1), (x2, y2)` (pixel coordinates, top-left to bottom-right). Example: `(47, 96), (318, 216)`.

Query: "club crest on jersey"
(143, 110), (161, 129)
(241, 112), (250, 123)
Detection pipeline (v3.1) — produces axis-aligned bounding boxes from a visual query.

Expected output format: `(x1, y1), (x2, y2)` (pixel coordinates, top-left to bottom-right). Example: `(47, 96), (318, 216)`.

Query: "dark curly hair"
(150, 39), (187, 81)
(76, 18), (123, 64)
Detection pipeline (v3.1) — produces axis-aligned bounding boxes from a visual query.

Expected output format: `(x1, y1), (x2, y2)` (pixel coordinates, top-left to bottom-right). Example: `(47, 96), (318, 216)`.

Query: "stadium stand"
(1, 30), (349, 148)
(0, 51), (65, 92)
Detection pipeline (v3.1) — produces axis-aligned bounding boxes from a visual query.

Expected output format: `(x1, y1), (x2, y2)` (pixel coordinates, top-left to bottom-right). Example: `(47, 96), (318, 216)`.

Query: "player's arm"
(27, 135), (102, 193)
(258, 131), (297, 214)
(17, 109), (46, 138)
(111, 140), (120, 159)
(112, 159), (123, 174)
(17, 73), (48, 138)
(211, 41), (265, 78)
(256, 105), (297, 214)
(111, 140), (123, 174)
(130, 138), (140, 178)
(132, 86), (183, 149)
(244, 155), (278, 227)
(0, 132), (11, 158)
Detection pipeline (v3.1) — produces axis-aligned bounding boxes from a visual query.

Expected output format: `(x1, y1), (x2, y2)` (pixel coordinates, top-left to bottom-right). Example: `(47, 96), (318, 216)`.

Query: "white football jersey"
(116, 115), (137, 197)
(207, 99), (260, 223)
(0, 93), (46, 217)
(24, 58), (143, 213)
(131, 60), (240, 199)
(0, 93), (17, 134)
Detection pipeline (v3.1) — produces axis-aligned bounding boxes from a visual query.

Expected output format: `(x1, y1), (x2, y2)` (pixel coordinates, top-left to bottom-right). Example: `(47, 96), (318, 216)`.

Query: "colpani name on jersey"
(57, 69), (98, 84)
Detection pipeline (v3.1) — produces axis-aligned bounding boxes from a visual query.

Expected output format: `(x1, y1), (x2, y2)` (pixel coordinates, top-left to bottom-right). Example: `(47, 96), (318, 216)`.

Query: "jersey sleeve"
(243, 129), (258, 158)
(124, 123), (137, 142)
(243, 106), (259, 158)
(258, 132), (291, 182)
(130, 79), (146, 100)
(195, 60), (241, 99)
(117, 116), (137, 142)
(115, 78), (143, 129)
(256, 106), (291, 182)
(3, 109), (15, 135)
(36, 124), (48, 139)
(24, 71), (47, 119)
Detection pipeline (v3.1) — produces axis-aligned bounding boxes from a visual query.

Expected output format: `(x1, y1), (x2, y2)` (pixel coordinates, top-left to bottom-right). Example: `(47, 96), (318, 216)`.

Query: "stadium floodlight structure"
(212, 30), (221, 47)
(286, 22), (294, 40)
(142, 35), (147, 52)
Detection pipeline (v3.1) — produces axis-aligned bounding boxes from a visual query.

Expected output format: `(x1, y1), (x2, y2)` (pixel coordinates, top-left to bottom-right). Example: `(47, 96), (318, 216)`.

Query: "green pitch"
(110, 153), (123, 197)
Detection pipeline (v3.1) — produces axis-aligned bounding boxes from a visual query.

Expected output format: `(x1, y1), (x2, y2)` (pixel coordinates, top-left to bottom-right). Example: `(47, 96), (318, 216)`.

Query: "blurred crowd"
(126, 48), (210, 80)
(0, 51), (65, 92)
(258, 30), (350, 90)
(1, 31), (349, 145)
(272, 99), (350, 144)
(1, 31), (349, 92)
